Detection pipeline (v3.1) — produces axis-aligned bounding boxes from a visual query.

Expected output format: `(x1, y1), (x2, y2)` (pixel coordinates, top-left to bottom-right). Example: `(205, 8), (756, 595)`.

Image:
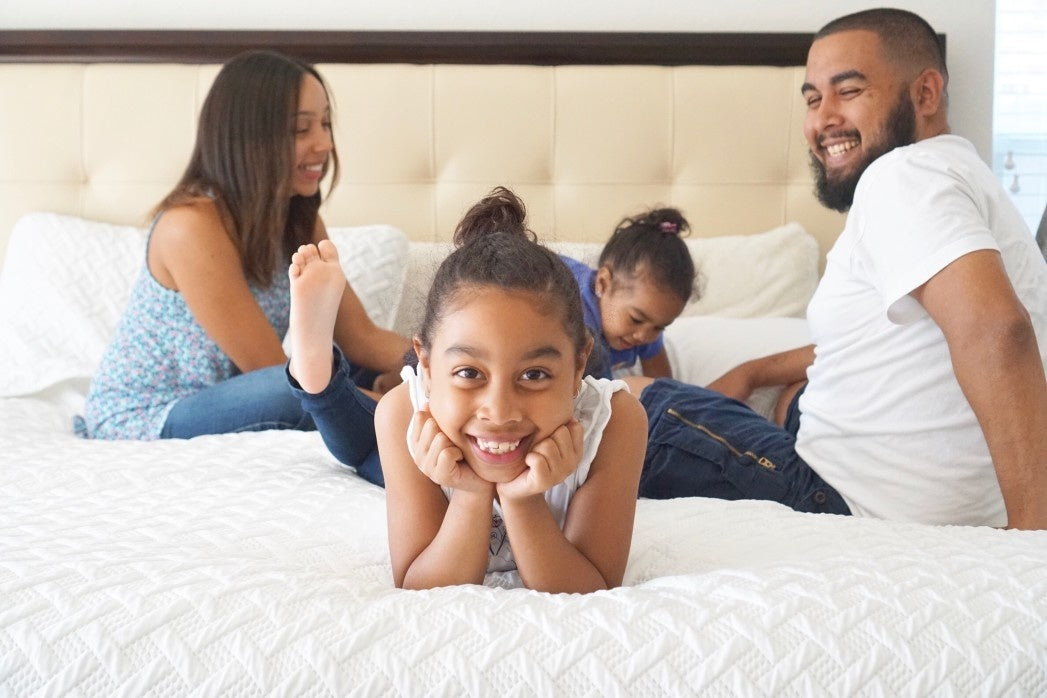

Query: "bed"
(1, 31), (1046, 696)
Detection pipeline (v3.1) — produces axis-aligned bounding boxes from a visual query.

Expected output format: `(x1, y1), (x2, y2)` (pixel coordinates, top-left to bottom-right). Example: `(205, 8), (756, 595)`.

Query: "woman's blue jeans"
(161, 364), (316, 438)
(637, 379), (850, 515)
(161, 348), (383, 487)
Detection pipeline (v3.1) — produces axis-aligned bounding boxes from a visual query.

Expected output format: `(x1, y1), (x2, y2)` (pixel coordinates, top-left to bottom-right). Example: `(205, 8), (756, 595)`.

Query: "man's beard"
(809, 91), (917, 212)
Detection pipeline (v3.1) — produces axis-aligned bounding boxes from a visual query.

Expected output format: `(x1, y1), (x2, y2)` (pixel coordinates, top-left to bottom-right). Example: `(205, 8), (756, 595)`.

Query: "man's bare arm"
(913, 249), (1047, 530)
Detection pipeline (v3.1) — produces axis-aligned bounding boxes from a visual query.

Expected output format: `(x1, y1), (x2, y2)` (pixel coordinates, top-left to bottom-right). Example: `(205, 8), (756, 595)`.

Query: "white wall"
(0, 0), (996, 160)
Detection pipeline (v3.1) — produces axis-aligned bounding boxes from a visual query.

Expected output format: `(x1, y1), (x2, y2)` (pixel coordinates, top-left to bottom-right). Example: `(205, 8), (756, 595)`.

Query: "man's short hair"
(815, 8), (949, 88)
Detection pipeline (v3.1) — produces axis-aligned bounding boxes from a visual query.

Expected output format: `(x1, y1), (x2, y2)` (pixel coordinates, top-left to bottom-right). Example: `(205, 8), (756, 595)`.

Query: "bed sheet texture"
(1, 213), (1044, 695)
(2, 397), (1045, 696)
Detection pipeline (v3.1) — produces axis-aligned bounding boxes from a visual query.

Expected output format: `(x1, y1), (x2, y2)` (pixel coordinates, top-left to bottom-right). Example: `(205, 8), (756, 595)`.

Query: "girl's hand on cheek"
(412, 411), (491, 494)
(498, 419), (583, 500)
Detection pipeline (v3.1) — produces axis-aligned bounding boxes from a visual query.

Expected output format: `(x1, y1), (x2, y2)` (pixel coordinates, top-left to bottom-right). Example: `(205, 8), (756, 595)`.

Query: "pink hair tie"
(659, 221), (678, 234)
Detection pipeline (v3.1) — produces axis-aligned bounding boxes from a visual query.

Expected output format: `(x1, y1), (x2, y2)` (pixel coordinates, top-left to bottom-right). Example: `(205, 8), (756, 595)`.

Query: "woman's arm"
(311, 219), (411, 375)
(376, 385), (494, 588)
(498, 389), (647, 592)
(149, 201), (288, 372)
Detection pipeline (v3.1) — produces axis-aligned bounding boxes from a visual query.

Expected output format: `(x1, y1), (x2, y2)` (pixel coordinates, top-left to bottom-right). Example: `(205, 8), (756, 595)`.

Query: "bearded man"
(628, 8), (1047, 530)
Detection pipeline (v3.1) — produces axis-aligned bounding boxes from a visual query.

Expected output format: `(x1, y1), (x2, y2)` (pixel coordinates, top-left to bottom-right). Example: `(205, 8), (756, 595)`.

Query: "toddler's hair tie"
(659, 221), (679, 234)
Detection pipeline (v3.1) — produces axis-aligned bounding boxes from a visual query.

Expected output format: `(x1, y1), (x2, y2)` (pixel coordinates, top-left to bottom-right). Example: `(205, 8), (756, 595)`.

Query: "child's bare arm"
(376, 385), (493, 588)
(499, 390), (647, 592)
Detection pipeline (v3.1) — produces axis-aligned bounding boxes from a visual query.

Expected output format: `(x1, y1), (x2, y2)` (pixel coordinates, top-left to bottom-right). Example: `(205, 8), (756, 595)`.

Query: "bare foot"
(288, 240), (346, 393)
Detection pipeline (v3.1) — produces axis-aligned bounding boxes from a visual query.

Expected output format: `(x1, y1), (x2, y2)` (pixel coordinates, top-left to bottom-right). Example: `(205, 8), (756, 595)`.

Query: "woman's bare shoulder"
(149, 198), (239, 288)
(154, 198), (227, 242)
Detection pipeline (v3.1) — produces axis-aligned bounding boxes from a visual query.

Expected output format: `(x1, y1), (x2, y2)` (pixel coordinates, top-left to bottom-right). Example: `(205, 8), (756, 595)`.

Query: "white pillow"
(391, 242), (454, 337)
(683, 223), (819, 318)
(0, 213), (408, 398)
(664, 315), (812, 419)
(326, 224), (409, 332)
(0, 213), (147, 398)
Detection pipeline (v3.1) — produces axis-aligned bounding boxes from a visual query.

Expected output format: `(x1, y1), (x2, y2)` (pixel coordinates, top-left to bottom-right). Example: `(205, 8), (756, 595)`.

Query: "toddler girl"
(559, 208), (697, 379)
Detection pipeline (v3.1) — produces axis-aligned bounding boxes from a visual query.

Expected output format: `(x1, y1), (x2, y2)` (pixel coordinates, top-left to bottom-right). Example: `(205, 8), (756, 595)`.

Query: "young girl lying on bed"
(76, 49), (408, 441)
(286, 187), (647, 592)
(559, 207), (698, 380)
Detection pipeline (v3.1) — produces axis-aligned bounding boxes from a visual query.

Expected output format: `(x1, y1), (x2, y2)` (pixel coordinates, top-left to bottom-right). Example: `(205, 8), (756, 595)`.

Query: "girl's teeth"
(476, 438), (520, 454)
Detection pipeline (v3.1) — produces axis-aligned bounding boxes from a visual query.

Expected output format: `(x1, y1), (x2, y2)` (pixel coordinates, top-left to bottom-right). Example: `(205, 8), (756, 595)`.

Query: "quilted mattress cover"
(2, 396), (1046, 696)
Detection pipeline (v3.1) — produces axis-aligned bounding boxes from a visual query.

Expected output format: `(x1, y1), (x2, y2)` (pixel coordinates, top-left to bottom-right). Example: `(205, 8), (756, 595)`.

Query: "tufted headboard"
(0, 30), (845, 266)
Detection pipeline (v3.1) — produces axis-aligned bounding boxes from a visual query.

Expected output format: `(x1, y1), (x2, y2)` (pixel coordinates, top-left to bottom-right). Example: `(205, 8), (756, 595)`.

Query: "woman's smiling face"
(290, 73), (333, 198)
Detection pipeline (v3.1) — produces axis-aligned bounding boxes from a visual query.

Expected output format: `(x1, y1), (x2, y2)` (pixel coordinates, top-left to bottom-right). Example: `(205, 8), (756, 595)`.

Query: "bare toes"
(316, 239), (340, 263)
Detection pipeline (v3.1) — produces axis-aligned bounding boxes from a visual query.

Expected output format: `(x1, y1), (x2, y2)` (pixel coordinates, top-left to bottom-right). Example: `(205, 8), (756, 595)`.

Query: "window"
(993, 0), (1047, 234)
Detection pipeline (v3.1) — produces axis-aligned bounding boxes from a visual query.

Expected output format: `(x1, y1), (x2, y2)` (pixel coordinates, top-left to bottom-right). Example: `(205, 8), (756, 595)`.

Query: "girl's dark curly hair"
(416, 187), (591, 365)
(599, 206), (698, 303)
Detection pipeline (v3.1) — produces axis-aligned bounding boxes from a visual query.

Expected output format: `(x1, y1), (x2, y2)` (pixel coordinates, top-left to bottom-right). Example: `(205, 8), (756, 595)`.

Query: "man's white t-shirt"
(797, 134), (1047, 526)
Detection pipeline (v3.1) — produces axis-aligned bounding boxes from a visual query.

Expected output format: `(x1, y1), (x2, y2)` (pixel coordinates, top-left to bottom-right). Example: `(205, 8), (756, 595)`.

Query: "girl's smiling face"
(417, 286), (585, 483)
(595, 265), (685, 352)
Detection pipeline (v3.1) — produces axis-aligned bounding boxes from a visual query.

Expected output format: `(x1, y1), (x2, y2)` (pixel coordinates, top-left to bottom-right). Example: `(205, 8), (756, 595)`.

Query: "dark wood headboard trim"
(0, 30), (815, 66)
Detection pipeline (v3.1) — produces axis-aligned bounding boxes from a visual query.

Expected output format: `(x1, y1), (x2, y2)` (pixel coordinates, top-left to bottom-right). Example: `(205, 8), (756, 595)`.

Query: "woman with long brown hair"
(77, 50), (408, 441)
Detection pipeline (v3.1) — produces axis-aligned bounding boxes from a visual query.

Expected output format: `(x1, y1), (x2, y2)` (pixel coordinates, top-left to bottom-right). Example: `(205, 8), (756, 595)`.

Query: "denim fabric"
(638, 379), (849, 515)
(286, 346), (384, 487)
(161, 364), (316, 439)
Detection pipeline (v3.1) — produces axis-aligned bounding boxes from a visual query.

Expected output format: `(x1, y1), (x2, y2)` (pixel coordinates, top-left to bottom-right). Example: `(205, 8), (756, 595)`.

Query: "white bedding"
(3, 395), (1046, 695)
(2, 213), (1046, 694)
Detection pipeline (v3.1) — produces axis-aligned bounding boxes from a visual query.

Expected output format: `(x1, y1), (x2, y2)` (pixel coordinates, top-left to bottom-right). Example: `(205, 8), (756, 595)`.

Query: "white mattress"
(2, 396), (1046, 696)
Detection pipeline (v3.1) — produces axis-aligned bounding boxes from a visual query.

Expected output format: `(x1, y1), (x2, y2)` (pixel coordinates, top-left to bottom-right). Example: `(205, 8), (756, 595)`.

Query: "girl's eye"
(453, 367), (482, 380)
(629, 316), (643, 325)
(322, 120), (332, 131)
(521, 368), (551, 382)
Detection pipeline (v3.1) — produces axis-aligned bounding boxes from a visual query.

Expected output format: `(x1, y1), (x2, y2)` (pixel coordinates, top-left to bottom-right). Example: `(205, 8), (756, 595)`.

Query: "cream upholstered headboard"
(0, 31), (845, 266)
